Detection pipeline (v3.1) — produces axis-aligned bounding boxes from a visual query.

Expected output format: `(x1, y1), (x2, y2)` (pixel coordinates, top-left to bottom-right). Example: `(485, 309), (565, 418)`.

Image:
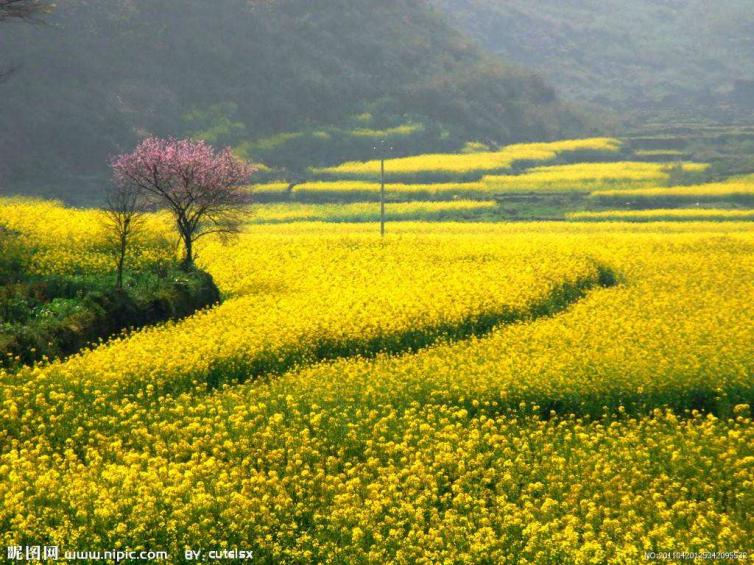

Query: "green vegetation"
(0, 228), (27, 285)
(0, 233), (220, 368)
(626, 124), (754, 182)
(591, 182), (754, 208)
(249, 201), (501, 223)
(1, 0), (588, 205)
(568, 209), (754, 222)
(433, 0), (754, 120)
(244, 130), (753, 221)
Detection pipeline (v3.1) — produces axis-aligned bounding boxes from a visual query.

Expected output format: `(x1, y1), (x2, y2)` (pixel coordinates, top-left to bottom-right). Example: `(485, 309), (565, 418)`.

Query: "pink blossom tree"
(112, 137), (255, 268)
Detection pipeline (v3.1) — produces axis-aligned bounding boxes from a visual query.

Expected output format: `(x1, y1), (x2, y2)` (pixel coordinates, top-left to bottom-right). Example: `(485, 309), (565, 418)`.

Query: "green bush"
(1, 267), (221, 369)
(0, 229), (31, 285)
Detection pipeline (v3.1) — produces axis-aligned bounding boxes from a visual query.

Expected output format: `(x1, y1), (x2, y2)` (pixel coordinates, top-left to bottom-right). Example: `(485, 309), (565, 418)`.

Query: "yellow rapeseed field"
(0, 198), (174, 276)
(250, 201), (498, 223)
(289, 180), (486, 200)
(251, 182), (290, 196)
(482, 161), (708, 192)
(313, 137), (621, 177)
(634, 149), (686, 157)
(569, 209), (754, 222)
(1, 199), (753, 562)
(592, 181), (754, 204)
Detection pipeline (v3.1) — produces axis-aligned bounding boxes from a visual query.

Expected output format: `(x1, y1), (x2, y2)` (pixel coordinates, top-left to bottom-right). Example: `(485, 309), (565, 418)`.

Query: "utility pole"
(374, 139), (393, 237)
(380, 156), (385, 237)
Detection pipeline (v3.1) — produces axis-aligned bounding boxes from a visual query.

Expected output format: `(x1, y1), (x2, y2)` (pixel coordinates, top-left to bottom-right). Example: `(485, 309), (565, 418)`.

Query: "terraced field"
(481, 161), (708, 193)
(592, 180), (754, 207)
(251, 133), (754, 228)
(569, 209), (754, 222)
(249, 201), (499, 223)
(311, 137), (621, 180)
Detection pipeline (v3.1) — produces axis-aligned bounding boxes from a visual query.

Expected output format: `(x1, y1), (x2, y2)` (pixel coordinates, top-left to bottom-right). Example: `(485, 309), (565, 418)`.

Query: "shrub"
(1, 268), (221, 368)
(0, 229), (30, 285)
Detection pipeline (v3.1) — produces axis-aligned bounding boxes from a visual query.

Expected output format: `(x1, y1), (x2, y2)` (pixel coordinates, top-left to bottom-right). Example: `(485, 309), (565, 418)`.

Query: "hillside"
(0, 0), (588, 204)
(432, 0), (754, 120)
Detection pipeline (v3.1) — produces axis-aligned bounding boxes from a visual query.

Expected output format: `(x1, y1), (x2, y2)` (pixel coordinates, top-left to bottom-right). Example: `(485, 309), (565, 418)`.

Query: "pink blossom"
(112, 137), (256, 266)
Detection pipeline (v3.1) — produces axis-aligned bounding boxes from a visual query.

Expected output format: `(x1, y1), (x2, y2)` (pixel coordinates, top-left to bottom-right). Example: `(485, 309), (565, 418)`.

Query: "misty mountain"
(431, 0), (754, 119)
(0, 0), (588, 203)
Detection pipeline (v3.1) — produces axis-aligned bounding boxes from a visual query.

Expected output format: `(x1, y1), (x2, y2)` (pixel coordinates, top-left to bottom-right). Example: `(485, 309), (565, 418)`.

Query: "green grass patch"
(0, 233), (221, 368)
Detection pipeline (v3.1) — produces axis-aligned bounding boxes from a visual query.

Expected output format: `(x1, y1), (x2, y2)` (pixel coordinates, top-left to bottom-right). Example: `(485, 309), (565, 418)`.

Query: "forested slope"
(433, 0), (754, 118)
(0, 0), (587, 203)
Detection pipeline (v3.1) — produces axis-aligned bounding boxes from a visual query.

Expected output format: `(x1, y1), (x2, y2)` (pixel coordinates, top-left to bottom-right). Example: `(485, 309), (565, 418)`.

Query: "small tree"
(112, 137), (255, 269)
(103, 183), (146, 289)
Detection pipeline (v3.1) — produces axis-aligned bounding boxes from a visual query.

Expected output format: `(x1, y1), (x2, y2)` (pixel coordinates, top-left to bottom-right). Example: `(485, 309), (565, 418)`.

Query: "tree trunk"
(176, 215), (194, 270)
(181, 232), (194, 270)
(116, 235), (126, 288)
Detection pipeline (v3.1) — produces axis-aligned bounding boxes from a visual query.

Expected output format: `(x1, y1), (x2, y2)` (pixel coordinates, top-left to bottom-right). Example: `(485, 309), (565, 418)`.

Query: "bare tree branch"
(0, 64), (19, 83)
(102, 182), (147, 288)
(0, 0), (53, 23)
(1, 1), (53, 80)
